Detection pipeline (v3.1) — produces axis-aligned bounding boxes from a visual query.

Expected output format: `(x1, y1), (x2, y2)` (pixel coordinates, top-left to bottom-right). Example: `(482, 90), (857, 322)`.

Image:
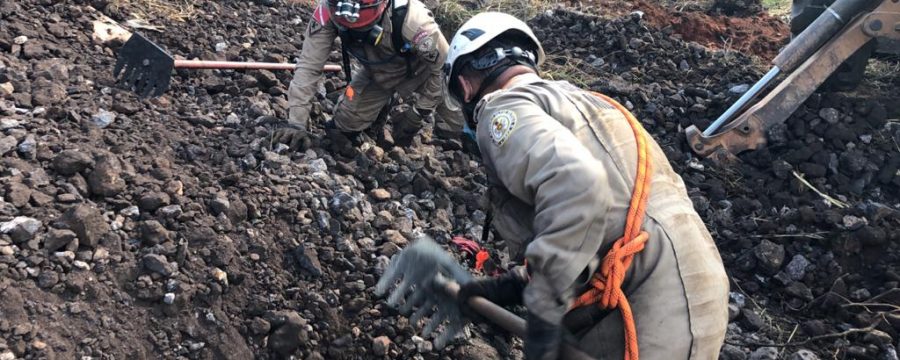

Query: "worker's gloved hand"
(375, 236), (473, 349)
(525, 312), (563, 360)
(271, 123), (312, 152)
(391, 104), (430, 146)
(457, 266), (528, 319)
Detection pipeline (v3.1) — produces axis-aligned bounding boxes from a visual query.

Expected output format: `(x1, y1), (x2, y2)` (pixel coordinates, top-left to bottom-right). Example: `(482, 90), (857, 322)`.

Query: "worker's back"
(478, 76), (730, 359)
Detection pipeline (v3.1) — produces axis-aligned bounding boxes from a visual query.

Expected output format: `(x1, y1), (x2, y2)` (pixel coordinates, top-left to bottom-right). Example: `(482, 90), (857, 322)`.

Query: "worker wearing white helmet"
(442, 12), (729, 360)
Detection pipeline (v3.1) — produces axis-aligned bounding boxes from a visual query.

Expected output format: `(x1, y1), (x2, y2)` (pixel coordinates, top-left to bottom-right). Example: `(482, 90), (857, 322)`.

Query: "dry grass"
(543, 54), (593, 88)
(430, 0), (550, 38)
(108, 0), (197, 23)
(863, 56), (900, 92)
(430, 0), (594, 87)
(761, 0), (791, 19)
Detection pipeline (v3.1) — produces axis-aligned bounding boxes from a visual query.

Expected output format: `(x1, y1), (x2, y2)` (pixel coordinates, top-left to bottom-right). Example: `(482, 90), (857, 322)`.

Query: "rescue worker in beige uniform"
(274, 0), (462, 150)
(442, 13), (730, 359)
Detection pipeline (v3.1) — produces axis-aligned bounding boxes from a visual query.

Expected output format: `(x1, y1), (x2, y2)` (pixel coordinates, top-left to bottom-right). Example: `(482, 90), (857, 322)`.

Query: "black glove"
(271, 123), (311, 152)
(457, 266), (528, 308)
(525, 312), (563, 360)
(391, 105), (430, 146)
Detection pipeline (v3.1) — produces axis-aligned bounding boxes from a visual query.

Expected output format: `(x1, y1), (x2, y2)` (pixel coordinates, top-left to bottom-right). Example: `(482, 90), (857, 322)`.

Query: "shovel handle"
(173, 59), (342, 72)
(438, 279), (596, 360)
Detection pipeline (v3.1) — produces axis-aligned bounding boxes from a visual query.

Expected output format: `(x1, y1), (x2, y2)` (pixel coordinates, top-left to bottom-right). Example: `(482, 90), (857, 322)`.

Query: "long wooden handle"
(439, 279), (596, 360)
(173, 59), (342, 72)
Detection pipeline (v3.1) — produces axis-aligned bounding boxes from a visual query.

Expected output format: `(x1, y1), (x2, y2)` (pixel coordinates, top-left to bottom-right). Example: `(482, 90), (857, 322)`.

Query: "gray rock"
(785, 255), (810, 281)
(90, 109), (115, 128)
(249, 317), (271, 335)
(138, 192), (171, 212)
(818, 108), (840, 124)
(5, 182), (31, 208)
(784, 282), (814, 301)
(16, 135), (35, 158)
(139, 220), (170, 245)
(771, 159), (793, 179)
(210, 196), (230, 215)
(749, 347), (778, 360)
(61, 204), (109, 248)
(741, 308), (765, 331)
(0, 119), (19, 130)
(789, 349), (819, 360)
(37, 270), (59, 288)
(292, 243), (322, 277)
(411, 336), (432, 353)
(330, 191), (357, 215)
(856, 226), (887, 246)
(44, 228), (77, 252)
(0, 216), (41, 242)
(142, 253), (174, 276)
(728, 303), (741, 321)
(120, 205), (140, 218)
(719, 344), (747, 360)
(158, 205), (183, 218)
(0, 135), (16, 155)
(51, 150), (94, 175)
(862, 329), (893, 346)
(729, 84), (750, 95)
(372, 336), (391, 356)
(267, 311), (308, 356)
(754, 239), (785, 274)
(87, 154), (126, 197)
(163, 292), (175, 304)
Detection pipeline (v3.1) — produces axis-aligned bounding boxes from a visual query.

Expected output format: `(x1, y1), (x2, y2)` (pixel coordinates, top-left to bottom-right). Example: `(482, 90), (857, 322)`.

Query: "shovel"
(376, 237), (595, 359)
(113, 33), (343, 97)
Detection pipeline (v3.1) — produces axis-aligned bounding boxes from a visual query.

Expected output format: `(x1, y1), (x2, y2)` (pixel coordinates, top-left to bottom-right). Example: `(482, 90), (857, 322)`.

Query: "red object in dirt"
(475, 250), (490, 271)
(451, 236), (481, 256)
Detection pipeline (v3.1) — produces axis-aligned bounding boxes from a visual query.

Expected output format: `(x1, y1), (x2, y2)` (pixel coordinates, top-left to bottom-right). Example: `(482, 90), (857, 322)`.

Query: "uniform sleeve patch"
(490, 110), (517, 147)
(412, 29), (438, 63)
(308, 4), (330, 35)
(412, 30), (430, 44)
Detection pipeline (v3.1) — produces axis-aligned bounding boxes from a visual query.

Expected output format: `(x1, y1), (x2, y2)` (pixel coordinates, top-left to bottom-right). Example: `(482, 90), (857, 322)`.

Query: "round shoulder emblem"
(490, 110), (517, 147)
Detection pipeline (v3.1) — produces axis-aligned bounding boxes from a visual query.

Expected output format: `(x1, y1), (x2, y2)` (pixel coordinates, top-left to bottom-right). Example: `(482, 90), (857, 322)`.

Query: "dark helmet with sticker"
(327, 0), (388, 30)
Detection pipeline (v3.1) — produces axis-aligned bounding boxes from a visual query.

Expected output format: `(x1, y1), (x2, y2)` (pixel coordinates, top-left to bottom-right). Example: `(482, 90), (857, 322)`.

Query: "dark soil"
(0, 1), (897, 360)
(566, 0), (790, 60)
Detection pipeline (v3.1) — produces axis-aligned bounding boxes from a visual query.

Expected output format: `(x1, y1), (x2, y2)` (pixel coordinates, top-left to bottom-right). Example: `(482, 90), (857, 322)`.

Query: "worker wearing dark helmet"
(441, 12), (730, 360)
(275, 0), (463, 151)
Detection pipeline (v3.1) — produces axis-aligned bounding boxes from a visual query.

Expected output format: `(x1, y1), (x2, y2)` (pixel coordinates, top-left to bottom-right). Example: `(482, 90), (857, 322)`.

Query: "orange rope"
(570, 93), (653, 360)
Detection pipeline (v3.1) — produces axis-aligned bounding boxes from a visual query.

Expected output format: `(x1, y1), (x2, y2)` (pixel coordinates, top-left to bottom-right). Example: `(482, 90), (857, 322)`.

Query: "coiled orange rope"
(570, 93), (653, 360)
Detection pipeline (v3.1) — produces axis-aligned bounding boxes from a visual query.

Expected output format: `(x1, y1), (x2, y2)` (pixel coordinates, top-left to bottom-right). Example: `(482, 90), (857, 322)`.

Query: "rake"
(113, 33), (343, 97)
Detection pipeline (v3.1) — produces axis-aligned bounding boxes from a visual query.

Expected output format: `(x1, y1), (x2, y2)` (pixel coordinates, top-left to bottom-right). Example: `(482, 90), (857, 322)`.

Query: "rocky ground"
(0, 1), (898, 360)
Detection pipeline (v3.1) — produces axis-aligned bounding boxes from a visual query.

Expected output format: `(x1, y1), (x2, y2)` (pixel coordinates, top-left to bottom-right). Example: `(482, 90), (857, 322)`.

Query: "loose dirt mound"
(567, 0), (790, 60)
(0, 1), (897, 360)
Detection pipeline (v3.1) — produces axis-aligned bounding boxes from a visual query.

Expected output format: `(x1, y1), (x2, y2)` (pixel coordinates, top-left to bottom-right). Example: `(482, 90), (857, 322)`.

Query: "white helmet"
(442, 12), (545, 111)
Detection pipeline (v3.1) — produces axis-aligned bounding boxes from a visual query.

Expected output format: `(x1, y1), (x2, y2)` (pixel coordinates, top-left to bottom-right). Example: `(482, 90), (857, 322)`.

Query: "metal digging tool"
(113, 33), (343, 97)
(375, 237), (595, 359)
(685, 0), (899, 161)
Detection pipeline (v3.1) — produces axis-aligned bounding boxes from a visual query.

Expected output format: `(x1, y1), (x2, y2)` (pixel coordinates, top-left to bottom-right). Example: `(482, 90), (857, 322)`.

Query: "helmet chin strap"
(460, 47), (537, 126)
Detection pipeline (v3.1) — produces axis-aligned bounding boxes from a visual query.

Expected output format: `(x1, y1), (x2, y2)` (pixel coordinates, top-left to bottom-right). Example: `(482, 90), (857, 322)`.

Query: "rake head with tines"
(112, 33), (343, 98)
(113, 33), (176, 98)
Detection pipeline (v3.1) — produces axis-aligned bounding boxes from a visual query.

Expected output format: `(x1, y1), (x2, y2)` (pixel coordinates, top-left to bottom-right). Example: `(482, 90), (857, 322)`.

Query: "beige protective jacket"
(475, 74), (729, 359)
(287, 0), (447, 129)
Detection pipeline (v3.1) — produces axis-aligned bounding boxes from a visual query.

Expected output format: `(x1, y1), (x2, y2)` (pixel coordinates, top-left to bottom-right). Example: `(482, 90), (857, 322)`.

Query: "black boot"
(324, 120), (361, 158)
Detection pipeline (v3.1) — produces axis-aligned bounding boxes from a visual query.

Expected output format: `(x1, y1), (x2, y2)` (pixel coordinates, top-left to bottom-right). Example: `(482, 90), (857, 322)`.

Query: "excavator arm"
(685, 0), (899, 161)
